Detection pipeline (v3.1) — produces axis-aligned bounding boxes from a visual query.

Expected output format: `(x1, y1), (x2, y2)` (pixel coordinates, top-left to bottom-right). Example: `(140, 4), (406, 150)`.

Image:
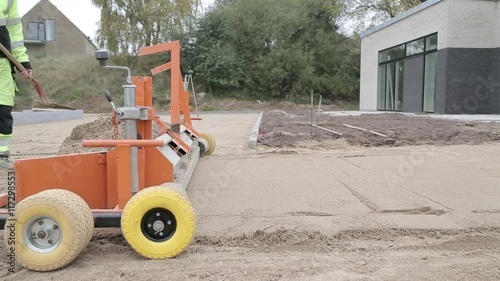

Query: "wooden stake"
(309, 124), (343, 136)
(342, 124), (387, 137)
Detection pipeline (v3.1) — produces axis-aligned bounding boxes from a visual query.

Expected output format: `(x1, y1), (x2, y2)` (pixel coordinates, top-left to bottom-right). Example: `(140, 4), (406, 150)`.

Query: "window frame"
(377, 33), (438, 112)
(26, 19), (56, 42)
(44, 19), (56, 42)
(378, 33), (438, 64)
(27, 22), (45, 41)
(406, 38), (425, 57)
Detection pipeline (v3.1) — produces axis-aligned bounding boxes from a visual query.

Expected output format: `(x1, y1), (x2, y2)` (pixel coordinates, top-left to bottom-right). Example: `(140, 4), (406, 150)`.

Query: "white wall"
(447, 0), (498, 48)
(360, 0), (450, 111)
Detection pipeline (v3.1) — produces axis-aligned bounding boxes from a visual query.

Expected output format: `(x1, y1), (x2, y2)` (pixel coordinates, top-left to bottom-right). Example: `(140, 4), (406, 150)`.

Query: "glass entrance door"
(423, 52), (437, 113)
(377, 33), (438, 113)
(377, 60), (404, 111)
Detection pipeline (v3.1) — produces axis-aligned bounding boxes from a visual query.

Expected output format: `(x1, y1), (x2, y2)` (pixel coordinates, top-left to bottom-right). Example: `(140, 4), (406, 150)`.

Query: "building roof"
(22, 0), (98, 49)
(360, 0), (443, 38)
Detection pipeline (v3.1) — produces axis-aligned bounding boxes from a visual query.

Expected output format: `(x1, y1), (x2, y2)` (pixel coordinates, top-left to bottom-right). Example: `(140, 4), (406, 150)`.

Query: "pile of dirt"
(58, 116), (164, 154)
(259, 112), (500, 148)
(58, 116), (119, 154)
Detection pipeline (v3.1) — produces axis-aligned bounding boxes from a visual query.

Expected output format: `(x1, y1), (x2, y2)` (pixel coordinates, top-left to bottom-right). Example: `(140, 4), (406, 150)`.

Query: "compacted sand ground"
(0, 112), (499, 281)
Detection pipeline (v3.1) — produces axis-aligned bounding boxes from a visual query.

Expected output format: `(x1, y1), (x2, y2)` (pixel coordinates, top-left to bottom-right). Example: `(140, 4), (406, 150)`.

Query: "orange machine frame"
(9, 78), (170, 211)
(140, 41), (200, 133)
(0, 41), (200, 217)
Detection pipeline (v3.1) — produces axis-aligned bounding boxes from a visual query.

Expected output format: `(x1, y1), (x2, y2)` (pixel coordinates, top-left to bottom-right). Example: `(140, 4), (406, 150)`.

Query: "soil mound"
(59, 116), (118, 154)
(58, 116), (164, 154)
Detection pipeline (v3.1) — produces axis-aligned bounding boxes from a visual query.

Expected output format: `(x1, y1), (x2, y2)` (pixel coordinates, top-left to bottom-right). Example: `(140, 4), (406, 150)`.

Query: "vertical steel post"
(123, 84), (139, 194)
(310, 90), (314, 136)
(316, 95), (322, 135)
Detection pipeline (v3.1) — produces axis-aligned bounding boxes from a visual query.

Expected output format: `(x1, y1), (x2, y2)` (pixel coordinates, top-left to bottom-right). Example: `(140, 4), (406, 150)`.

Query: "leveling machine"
(0, 41), (215, 271)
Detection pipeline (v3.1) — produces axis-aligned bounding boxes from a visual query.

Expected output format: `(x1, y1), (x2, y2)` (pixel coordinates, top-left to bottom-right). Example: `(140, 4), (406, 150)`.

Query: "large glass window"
(26, 20), (55, 41)
(406, 39), (425, 56)
(377, 33), (438, 112)
(395, 60), (404, 111)
(377, 65), (387, 111)
(385, 62), (396, 110)
(44, 19), (56, 41)
(378, 61), (404, 111)
(424, 52), (438, 112)
(379, 44), (405, 63)
(27, 22), (45, 41)
(426, 34), (438, 51)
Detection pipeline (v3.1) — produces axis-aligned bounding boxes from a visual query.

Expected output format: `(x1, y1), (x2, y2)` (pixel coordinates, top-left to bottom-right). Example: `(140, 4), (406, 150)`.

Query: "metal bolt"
(160, 232), (163, 236)
(48, 239), (53, 245)
(38, 220), (44, 225)
(167, 221), (171, 225)
(156, 213), (160, 217)
(153, 221), (164, 232)
(37, 231), (47, 239)
(148, 223), (152, 228)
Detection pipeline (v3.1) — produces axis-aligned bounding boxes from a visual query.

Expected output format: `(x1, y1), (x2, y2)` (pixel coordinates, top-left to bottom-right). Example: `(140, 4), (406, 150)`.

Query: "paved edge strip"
(248, 111), (264, 148)
(13, 110), (84, 126)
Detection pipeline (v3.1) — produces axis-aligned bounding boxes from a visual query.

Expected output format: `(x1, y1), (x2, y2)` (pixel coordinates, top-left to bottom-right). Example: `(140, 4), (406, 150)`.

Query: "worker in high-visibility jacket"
(0, 0), (33, 169)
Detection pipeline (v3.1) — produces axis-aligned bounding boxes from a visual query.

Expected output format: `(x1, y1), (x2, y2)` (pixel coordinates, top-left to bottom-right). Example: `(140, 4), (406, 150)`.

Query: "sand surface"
(0, 112), (499, 280)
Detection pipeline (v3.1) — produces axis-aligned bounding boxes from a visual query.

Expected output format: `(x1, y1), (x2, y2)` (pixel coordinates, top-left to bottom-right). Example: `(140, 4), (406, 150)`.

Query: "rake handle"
(0, 42), (27, 72)
(0, 42), (50, 103)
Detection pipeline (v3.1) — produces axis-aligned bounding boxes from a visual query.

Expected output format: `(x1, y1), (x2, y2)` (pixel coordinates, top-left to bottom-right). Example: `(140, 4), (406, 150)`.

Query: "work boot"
(0, 155), (14, 170)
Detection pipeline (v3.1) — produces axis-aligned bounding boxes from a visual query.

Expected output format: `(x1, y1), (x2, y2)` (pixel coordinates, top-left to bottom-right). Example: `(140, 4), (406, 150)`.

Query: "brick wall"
(440, 48), (500, 114)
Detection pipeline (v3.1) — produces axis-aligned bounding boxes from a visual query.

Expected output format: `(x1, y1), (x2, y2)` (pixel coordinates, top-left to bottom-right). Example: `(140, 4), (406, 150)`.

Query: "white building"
(360, 0), (500, 114)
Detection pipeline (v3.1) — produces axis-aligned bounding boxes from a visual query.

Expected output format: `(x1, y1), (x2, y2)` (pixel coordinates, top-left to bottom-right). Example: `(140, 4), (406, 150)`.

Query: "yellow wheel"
(199, 132), (216, 155)
(121, 185), (196, 259)
(4, 189), (94, 272)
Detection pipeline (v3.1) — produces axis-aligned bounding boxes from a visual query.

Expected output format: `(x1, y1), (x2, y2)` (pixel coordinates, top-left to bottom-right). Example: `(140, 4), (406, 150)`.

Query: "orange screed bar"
(83, 140), (164, 147)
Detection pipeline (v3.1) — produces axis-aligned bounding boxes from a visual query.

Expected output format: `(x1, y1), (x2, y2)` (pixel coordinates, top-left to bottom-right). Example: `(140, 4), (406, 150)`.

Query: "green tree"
(92, 0), (200, 54)
(186, 0), (360, 102)
(344, 0), (427, 32)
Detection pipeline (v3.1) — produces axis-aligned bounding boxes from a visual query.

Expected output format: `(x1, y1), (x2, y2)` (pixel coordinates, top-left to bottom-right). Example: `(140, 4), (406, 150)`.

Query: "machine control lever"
(104, 91), (123, 116)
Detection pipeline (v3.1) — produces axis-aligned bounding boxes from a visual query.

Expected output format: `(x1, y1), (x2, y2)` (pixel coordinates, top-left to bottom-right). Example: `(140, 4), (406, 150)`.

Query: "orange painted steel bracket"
(183, 123), (200, 137)
(13, 153), (109, 209)
(116, 145), (132, 209)
(151, 62), (172, 76)
(152, 116), (192, 152)
(139, 41), (195, 131)
(153, 116), (170, 135)
(83, 139), (164, 147)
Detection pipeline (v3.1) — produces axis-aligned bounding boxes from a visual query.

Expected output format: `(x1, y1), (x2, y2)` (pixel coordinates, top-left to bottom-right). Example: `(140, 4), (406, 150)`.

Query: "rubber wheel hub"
(141, 208), (177, 242)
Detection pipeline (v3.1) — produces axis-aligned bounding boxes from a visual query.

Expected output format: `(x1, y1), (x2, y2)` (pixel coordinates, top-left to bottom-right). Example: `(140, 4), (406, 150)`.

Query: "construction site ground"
(1, 111), (500, 281)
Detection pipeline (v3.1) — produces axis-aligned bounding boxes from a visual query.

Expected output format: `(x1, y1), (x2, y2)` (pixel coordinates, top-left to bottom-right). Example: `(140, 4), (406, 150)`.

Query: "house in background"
(360, 0), (500, 114)
(21, 0), (97, 56)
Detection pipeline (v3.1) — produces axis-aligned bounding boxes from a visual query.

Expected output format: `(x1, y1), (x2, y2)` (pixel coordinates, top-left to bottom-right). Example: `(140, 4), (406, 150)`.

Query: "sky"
(19, 0), (215, 42)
